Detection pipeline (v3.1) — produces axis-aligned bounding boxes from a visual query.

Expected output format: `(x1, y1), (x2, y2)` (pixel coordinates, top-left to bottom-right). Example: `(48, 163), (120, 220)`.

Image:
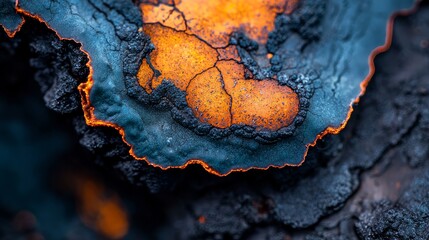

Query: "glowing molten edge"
(1, 0), (417, 176)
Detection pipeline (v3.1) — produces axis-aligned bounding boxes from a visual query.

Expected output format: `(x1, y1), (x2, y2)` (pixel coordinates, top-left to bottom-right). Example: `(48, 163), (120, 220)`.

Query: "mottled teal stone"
(0, 0), (416, 174)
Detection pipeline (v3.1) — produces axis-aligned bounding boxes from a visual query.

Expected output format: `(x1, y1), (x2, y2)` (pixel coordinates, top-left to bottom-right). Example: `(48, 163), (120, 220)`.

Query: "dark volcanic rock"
(356, 169), (429, 240)
(29, 28), (89, 113)
(1, 0), (429, 239)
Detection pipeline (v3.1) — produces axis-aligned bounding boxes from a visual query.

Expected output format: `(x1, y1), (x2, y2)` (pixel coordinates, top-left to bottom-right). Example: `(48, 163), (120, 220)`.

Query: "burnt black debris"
(356, 169), (429, 240)
(29, 25), (89, 113)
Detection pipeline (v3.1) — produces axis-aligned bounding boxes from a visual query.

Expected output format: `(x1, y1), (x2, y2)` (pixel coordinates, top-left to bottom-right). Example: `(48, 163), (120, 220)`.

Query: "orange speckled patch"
(141, 4), (186, 31)
(217, 60), (299, 130)
(138, 0), (300, 130)
(139, 23), (218, 91)
(186, 67), (232, 128)
(230, 81), (299, 130)
(137, 58), (154, 93)
(177, 0), (287, 47)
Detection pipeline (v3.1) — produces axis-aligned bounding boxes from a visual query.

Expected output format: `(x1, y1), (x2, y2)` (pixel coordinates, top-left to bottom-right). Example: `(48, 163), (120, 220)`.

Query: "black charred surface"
(1, 0), (429, 239)
(356, 167), (429, 240)
(29, 24), (89, 113)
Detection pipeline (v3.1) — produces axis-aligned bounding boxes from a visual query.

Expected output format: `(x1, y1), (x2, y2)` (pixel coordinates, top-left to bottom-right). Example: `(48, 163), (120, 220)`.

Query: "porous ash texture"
(356, 169), (429, 240)
(1, 0), (429, 239)
(30, 30), (89, 113)
(0, 0), (415, 174)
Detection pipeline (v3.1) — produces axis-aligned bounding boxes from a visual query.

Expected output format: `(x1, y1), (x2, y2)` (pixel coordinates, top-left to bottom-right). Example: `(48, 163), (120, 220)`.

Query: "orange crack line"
(216, 65), (234, 125)
(145, 22), (220, 54)
(141, 2), (190, 33)
(7, 0), (420, 176)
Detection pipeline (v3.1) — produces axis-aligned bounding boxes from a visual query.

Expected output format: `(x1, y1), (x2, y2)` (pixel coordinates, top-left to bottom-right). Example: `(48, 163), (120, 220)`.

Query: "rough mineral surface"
(1, 0), (429, 239)
(0, 0), (415, 174)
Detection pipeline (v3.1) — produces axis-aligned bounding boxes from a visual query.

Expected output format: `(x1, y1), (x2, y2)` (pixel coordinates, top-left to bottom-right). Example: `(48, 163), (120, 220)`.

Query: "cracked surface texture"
(1, 0), (429, 239)
(138, 22), (300, 131)
(0, 0), (416, 175)
(139, 0), (301, 131)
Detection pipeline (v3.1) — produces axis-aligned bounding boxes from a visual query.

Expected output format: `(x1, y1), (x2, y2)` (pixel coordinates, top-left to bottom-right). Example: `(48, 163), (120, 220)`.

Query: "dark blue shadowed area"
(0, 31), (140, 238)
(0, 37), (77, 238)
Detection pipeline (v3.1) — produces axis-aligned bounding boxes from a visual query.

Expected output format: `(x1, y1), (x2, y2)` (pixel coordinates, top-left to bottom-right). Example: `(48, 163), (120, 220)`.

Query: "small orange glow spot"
(77, 179), (129, 239)
(186, 67), (232, 128)
(138, 0), (300, 131)
(137, 58), (154, 93)
(395, 181), (401, 189)
(198, 216), (206, 224)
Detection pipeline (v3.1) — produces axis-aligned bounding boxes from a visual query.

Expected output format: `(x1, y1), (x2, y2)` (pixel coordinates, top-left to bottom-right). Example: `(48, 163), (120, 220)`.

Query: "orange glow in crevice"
(64, 174), (129, 240)
(78, 180), (129, 239)
(138, 0), (301, 130)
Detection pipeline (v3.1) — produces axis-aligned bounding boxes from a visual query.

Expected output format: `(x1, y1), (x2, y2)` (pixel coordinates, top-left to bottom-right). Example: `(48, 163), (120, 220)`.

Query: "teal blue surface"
(3, 0), (416, 174)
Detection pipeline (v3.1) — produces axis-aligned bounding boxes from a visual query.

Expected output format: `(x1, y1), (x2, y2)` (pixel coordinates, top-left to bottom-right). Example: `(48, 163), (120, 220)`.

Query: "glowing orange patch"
(217, 60), (299, 130)
(198, 216), (206, 224)
(138, 23), (218, 91)
(186, 67), (231, 128)
(77, 179), (129, 239)
(137, 58), (155, 93)
(141, 0), (291, 46)
(138, 0), (300, 131)
(175, 0), (288, 47)
(141, 4), (186, 31)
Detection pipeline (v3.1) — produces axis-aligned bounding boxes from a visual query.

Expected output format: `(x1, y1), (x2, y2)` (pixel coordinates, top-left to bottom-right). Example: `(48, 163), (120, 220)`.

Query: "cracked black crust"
(124, 0), (322, 143)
